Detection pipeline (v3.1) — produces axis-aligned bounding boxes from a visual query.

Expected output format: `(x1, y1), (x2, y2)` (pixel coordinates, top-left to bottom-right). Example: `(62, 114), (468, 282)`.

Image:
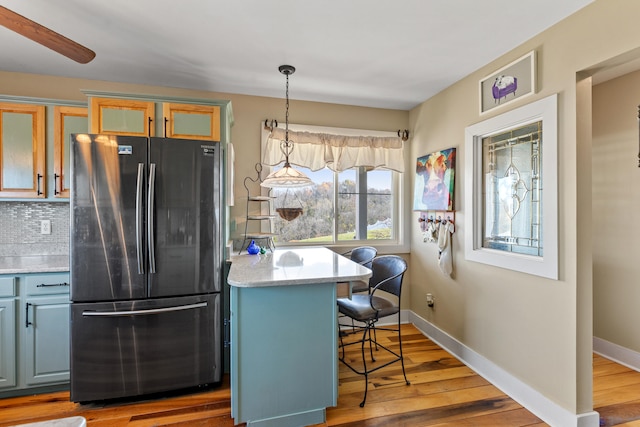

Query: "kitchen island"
(227, 247), (372, 427)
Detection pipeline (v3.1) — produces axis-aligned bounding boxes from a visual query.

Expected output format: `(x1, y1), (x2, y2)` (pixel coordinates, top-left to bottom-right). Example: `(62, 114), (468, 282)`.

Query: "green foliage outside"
(272, 178), (391, 243)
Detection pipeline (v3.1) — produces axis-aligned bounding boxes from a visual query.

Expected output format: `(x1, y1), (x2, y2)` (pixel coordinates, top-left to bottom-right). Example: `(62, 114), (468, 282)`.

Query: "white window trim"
(464, 94), (558, 279)
(260, 123), (410, 254)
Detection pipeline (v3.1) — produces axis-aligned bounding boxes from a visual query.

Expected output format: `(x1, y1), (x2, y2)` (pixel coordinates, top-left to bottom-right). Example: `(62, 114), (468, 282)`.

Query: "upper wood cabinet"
(89, 96), (221, 141)
(163, 103), (220, 141)
(90, 98), (155, 136)
(0, 103), (46, 198)
(53, 106), (88, 198)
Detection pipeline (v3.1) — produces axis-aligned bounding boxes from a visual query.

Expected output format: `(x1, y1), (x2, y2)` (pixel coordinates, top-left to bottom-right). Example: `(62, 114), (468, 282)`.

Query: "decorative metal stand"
(239, 163), (277, 254)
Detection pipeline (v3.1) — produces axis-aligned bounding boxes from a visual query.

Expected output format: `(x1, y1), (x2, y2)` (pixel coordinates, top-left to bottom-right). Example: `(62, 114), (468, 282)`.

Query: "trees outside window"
(272, 166), (395, 244)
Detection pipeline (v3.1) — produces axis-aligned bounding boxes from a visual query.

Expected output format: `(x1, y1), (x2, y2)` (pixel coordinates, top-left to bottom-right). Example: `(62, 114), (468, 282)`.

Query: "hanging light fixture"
(261, 65), (313, 188)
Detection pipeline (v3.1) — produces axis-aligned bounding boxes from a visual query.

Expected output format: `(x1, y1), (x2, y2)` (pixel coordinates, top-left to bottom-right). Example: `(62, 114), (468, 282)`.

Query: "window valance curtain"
(262, 127), (405, 173)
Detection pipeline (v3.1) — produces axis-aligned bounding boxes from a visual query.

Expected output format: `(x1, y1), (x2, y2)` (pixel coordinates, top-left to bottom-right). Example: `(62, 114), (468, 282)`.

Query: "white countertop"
(0, 255), (70, 274)
(228, 246), (371, 288)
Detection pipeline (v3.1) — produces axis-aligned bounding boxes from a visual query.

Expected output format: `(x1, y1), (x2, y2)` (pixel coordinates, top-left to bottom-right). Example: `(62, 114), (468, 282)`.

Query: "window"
(464, 94), (558, 279)
(262, 124), (405, 249)
(482, 121), (542, 256)
(338, 168), (393, 241)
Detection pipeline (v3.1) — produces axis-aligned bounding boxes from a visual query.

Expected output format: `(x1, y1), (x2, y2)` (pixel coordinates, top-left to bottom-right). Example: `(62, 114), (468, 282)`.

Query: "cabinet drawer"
(0, 277), (16, 297)
(24, 274), (70, 296)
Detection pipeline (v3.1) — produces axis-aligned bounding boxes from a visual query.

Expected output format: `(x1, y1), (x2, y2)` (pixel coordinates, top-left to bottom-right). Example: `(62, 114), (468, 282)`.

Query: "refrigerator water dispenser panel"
(118, 145), (133, 155)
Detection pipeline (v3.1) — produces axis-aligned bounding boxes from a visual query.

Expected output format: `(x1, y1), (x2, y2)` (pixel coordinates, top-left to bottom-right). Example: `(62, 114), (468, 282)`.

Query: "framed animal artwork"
(479, 50), (536, 114)
(413, 147), (456, 211)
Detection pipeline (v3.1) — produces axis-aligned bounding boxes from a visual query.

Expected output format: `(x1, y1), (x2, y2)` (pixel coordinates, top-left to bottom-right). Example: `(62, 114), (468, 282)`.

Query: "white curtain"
(262, 127), (405, 173)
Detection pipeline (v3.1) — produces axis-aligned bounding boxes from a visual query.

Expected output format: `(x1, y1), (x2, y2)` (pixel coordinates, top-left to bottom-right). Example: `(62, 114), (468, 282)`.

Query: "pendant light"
(261, 65), (313, 188)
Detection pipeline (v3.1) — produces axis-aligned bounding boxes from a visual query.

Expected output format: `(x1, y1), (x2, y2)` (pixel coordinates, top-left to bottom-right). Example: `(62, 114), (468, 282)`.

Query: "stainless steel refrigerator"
(69, 134), (222, 402)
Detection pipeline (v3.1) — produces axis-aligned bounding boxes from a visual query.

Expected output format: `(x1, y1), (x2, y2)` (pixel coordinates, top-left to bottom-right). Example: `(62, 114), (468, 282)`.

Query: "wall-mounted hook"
(264, 119), (278, 131)
(397, 129), (410, 141)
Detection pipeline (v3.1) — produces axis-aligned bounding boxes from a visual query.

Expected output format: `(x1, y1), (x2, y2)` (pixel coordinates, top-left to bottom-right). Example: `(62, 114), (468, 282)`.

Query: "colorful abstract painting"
(413, 147), (456, 211)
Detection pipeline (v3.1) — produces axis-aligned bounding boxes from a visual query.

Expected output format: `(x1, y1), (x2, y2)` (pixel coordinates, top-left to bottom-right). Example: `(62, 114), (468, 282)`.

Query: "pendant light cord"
(283, 71), (291, 167)
(285, 72), (290, 143)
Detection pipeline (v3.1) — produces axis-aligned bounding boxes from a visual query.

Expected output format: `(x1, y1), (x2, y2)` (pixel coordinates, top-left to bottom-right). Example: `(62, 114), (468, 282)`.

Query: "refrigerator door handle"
(81, 301), (208, 317)
(148, 163), (157, 274)
(136, 163), (145, 274)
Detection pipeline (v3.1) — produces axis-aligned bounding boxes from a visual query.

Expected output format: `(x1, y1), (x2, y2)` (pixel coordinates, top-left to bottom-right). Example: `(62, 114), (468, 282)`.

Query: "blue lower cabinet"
(24, 295), (70, 385)
(230, 283), (338, 427)
(0, 289), (17, 389)
(0, 272), (70, 396)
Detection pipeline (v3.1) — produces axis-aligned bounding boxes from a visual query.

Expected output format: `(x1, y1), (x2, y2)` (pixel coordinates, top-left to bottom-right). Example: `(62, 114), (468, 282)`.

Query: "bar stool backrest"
(349, 246), (377, 269)
(370, 255), (407, 298)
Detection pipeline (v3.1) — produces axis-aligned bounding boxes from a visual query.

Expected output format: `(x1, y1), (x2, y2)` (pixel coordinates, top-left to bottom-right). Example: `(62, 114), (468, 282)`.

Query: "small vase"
(247, 240), (260, 255)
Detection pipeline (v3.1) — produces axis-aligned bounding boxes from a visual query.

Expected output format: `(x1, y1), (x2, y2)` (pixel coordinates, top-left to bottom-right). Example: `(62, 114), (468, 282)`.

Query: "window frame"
(260, 123), (410, 253)
(464, 94), (558, 279)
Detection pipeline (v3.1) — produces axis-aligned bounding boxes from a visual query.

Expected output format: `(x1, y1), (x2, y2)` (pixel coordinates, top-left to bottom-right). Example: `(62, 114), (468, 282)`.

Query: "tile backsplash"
(0, 202), (69, 256)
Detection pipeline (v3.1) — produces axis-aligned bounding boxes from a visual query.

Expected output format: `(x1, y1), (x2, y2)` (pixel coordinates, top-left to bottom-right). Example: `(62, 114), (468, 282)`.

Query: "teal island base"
(230, 282), (338, 427)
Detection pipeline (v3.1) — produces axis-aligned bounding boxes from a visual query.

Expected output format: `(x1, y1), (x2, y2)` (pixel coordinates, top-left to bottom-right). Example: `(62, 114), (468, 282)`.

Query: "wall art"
(479, 50), (536, 114)
(413, 147), (456, 211)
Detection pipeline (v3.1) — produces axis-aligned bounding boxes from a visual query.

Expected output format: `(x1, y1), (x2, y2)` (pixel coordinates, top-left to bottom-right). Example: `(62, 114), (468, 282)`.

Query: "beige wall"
(409, 0), (640, 416)
(592, 70), (640, 351)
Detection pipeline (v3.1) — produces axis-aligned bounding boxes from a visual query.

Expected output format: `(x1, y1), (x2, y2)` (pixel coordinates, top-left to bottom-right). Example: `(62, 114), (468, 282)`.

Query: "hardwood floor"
(324, 323), (545, 427)
(0, 324), (637, 426)
(593, 353), (640, 427)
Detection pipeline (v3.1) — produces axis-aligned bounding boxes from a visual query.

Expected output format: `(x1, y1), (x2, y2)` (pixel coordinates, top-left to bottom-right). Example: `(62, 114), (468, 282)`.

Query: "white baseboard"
(407, 310), (600, 427)
(594, 336), (640, 372)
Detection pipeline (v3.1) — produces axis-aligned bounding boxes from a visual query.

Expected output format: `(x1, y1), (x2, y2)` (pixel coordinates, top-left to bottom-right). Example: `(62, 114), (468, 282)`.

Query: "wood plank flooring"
(594, 353), (640, 426)
(0, 324), (637, 426)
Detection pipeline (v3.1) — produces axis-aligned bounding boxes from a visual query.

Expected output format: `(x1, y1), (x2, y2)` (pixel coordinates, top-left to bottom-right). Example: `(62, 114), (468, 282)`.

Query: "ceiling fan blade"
(0, 6), (95, 64)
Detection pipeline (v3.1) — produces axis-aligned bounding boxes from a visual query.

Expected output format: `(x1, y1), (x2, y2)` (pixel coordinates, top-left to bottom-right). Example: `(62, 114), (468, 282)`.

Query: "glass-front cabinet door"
(0, 103), (46, 198)
(53, 106), (88, 198)
(90, 97), (155, 137)
(162, 103), (220, 141)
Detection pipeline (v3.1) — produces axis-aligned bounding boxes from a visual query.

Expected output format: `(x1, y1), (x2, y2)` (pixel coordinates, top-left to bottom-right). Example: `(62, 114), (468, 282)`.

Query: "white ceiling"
(0, 0), (594, 110)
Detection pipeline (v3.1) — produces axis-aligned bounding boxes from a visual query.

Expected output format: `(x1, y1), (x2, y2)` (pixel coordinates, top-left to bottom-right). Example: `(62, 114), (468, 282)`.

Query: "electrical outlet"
(426, 293), (435, 308)
(40, 220), (51, 235)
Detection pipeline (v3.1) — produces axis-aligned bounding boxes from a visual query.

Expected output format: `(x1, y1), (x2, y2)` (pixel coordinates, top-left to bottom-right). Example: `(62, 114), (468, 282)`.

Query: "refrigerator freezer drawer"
(70, 294), (221, 402)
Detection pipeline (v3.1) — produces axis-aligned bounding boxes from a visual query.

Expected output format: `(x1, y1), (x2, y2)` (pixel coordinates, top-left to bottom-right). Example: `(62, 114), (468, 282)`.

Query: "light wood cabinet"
(53, 106), (88, 198)
(0, 103), (46, 198)
(163, 102), (220, 141)
(90, 97), (155, 136)
(89, 96), (221, 141)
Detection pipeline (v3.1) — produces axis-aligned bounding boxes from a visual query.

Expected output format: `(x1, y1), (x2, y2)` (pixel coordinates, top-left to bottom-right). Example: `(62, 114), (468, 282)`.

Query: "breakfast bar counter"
(227, 247), (371, 427)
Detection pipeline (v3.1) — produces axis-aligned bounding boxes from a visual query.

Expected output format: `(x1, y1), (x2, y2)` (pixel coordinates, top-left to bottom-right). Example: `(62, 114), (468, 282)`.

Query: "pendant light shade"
(261, 164), (314, 188)
(261, 65), (313, 188)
